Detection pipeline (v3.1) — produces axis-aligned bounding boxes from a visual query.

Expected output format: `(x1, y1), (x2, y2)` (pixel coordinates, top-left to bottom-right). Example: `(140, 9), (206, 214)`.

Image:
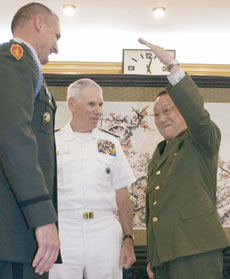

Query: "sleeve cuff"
(167, 69), (186, 86)
(22, 199), (57, 229)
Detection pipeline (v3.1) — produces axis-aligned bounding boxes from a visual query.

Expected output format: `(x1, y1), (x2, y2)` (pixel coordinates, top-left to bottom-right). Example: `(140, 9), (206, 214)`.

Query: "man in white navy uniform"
(50, 78), (136, 279)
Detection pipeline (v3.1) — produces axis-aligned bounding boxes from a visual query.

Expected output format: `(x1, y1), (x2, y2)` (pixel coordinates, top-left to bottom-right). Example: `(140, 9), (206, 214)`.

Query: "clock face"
(122, 49), (176, 75)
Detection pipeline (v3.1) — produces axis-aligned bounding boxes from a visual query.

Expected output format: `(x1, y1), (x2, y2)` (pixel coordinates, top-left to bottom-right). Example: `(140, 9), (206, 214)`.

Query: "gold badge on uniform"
(97, 139), (116, 156)
(10, 44), (24, 60)
(43, 112), (51, 123)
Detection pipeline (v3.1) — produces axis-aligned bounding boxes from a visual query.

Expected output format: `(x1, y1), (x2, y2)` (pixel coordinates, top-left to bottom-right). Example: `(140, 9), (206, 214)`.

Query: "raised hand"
(138, 38), (174, 66)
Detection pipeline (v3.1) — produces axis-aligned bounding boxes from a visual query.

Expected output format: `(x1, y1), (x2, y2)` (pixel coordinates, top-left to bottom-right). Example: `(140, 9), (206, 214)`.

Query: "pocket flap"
(180, 199), (214, 220)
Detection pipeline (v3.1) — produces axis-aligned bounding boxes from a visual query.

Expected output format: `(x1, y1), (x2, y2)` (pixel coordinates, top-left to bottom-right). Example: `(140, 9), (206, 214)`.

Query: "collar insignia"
(10, 44), (24, 60)
(43, 112), (51, 123)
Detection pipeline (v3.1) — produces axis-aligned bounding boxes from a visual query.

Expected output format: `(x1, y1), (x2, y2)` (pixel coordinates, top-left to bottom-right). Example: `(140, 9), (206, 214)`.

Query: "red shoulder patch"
(10, 44), (24, 60)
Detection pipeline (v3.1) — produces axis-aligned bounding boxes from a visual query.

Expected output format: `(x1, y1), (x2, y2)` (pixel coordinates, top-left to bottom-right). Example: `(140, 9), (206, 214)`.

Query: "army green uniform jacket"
(146, 74), (229, 268)
(0, 40), (59, 263)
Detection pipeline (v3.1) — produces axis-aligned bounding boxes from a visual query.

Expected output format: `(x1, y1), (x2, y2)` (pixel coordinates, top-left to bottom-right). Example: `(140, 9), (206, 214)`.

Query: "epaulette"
(98, 127), (120, 138)
(55, 127), (61, 133)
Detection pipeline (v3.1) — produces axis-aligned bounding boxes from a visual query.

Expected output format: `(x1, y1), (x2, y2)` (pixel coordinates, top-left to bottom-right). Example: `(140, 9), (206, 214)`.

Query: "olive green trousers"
(153, 249), (223, 279)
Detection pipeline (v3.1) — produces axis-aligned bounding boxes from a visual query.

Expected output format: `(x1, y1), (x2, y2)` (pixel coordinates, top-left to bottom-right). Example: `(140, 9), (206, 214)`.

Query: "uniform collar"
(154, 129), (189, 167)
(13, 37), (42, 71)
(62, 122), (102, 141)
(158, 128), (188, 151)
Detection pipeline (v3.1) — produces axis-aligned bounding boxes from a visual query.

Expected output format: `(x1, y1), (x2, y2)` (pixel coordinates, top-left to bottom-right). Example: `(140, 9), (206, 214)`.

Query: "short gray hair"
(67, 78), (102, 102)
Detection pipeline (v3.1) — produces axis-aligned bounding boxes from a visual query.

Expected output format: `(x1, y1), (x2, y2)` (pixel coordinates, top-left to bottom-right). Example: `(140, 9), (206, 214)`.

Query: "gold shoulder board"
(98, 127), (120, 138)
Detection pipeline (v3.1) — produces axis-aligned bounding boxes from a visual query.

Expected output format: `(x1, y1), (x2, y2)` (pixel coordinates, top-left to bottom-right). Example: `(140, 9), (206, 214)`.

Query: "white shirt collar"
(61, 122), (114, 142)
(62, 122), (103, 141)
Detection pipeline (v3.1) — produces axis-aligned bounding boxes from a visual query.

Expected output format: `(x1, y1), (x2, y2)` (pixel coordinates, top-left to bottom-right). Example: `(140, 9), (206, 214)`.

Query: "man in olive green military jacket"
(138, 38), (229, 279)
(0, 3), (61, 279)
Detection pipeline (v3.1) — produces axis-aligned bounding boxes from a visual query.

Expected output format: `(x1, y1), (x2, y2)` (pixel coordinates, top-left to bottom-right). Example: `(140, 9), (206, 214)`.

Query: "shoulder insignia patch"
(10, 44), (24, 60)
(98, 127), (120, 138)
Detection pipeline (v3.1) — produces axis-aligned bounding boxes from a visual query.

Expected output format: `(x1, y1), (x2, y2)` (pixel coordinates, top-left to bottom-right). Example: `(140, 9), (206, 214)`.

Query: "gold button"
(155, 185), (160, 190)
(49, 99), (52, 104)
(153, 201), (157, 206)
(174, 153), (177, 156)
(156, 170), (161, 175)
(153, 217), (158, 222)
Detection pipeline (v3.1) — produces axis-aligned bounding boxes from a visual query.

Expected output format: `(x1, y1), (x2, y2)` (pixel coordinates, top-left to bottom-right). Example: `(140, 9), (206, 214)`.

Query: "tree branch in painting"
(217, 159), (230, 225)
(103, 105), (152, 227)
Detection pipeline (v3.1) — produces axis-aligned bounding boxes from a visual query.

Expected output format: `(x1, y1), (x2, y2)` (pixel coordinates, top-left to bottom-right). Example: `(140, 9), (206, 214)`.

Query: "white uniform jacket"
(55, 122), (136, 212)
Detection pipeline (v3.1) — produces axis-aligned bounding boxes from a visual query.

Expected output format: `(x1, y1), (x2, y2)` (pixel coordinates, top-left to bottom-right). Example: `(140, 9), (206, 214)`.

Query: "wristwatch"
(123, 234), (134, 241)
(165, 59), (179, 71)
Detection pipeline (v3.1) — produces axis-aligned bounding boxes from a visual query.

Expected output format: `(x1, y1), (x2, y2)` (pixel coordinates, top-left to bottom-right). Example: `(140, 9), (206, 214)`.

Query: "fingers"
(122, 255), (136, 269)
(138, 37), (174, 66)
(33, 243), (59, 274)
(119, 244), (136, 269)
(33, 223), (60, 275)
(119, 250), (125, 268)
(147, 262), (154, 279)
(138, 38), (158, 50)
(138, 37), (147, 45)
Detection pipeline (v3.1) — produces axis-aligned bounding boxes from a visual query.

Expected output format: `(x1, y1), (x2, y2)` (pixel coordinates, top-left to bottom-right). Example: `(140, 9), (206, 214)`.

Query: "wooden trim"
(42, 62), (122, 74)
(182, 63), (230, 76)
(42, 61), (230, 76)
(45, 73), (230, 88)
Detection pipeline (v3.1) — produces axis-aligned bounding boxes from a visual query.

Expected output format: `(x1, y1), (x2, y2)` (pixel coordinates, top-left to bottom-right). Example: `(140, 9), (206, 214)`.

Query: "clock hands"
(146, 57), (152, 74)
(129, 52), (154, 74)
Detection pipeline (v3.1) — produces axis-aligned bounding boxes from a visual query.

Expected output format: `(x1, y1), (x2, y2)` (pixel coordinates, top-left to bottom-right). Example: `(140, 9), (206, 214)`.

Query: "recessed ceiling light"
(63, 4), (76, 16)
(153, 6), (166, 18)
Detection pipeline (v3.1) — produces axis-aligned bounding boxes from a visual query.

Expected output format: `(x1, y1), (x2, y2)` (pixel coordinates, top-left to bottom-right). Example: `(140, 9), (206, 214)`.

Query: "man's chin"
(160, 130), (171, 140)
(92, 120), (100, 125)
(41, 58), (49, 65)
(90, 123), (98, 130)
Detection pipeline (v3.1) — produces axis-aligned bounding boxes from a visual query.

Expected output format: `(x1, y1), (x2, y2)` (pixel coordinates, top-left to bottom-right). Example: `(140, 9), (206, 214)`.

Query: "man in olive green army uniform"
(138, 38), (229, 279)
(0, 3), (61, 279)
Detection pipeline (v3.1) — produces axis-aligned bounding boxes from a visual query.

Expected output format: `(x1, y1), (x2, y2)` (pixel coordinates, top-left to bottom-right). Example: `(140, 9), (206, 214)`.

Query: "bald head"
(10, 2), (61, 65)
(11, 2), (59, 34)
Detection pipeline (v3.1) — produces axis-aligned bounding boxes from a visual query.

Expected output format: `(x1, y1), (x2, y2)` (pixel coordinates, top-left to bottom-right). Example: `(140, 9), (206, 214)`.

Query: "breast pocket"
(96, 154), (116, 185)
(40, 105), (53, 134)
(32, 102), (54, 135)
(57, 149), (77, 186)
(166, 151), (188, 177)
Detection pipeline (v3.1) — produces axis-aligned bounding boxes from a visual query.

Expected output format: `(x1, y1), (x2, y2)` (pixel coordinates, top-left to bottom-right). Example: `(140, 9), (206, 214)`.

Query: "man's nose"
(95, 105), (102, 115)
(157, 112), (168, 123)
(52, 43), (59, 54)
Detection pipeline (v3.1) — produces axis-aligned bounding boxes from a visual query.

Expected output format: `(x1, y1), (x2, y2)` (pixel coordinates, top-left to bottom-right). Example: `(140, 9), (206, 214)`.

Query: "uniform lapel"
(155, 130), (189, 170)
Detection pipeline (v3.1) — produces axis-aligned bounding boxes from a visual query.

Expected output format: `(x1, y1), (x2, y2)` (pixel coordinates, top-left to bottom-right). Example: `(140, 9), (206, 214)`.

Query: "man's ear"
(34, 14), (43, 32)
(68, 97), (77, 112)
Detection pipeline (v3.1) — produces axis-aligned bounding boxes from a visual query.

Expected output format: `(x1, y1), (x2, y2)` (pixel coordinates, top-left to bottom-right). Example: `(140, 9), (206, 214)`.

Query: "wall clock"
(122, 49), (176, 75)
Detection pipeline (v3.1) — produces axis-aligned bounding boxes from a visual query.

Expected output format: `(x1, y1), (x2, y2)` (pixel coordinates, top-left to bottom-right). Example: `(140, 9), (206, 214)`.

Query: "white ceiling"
(1, 0), (230, 64)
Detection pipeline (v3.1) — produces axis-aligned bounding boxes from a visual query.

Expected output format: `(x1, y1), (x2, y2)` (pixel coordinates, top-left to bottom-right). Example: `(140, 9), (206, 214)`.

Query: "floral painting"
(56, 102), (230, 228)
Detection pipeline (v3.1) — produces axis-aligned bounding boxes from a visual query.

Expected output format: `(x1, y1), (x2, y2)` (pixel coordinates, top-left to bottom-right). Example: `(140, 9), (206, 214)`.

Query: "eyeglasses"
(154, 104), (175, 118)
